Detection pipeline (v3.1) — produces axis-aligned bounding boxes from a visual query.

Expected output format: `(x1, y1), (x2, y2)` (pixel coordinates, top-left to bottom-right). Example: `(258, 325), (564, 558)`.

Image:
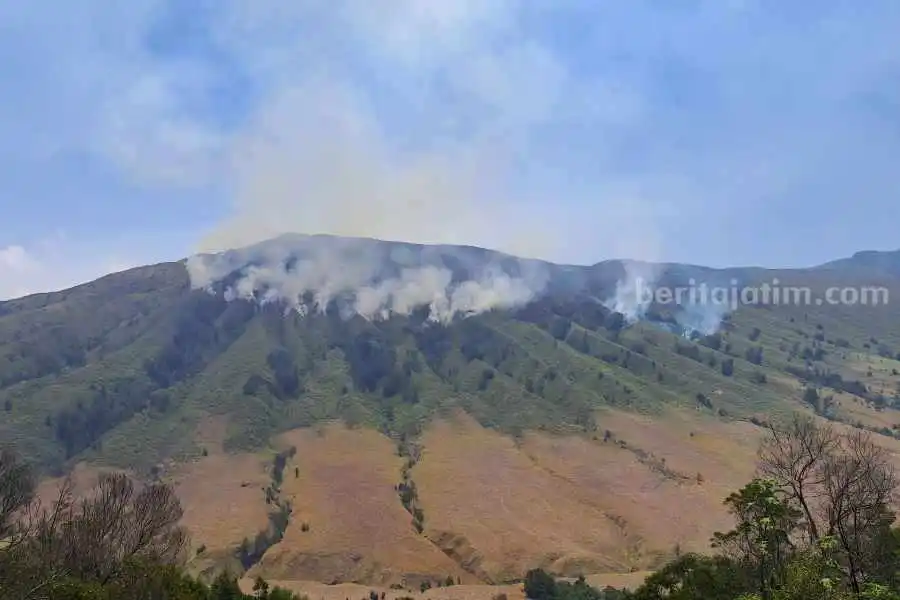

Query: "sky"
(2, 0), (900, 299)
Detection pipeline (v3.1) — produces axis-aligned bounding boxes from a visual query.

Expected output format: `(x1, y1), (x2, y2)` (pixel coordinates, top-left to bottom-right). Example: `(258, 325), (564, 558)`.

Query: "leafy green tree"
(210, 572), (249, 600)
(770, 539), (849, 600)
(524, 568), (557, 600)
(628, 554), (750, 600)
(745, 346), (763, 365)
(712, 478), (800, 598)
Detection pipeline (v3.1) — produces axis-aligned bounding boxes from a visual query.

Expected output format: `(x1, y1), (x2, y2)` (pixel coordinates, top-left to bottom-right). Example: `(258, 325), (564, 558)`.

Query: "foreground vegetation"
(618, 415), (900, 600)
(521, 413), (900, 600)
(0, 444), (301, 599)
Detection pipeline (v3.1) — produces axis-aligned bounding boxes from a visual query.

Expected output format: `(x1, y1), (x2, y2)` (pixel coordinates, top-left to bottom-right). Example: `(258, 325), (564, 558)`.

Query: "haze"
(3, 1), (900, 299)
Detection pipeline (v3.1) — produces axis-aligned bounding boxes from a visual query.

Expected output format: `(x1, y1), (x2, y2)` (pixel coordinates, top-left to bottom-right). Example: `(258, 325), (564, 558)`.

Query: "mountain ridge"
(5, 234), (900, 585)
(4, 234), (900, 310)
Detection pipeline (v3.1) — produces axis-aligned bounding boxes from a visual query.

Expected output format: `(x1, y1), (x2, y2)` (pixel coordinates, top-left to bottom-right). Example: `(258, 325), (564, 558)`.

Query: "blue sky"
(2, 0), (900, 298)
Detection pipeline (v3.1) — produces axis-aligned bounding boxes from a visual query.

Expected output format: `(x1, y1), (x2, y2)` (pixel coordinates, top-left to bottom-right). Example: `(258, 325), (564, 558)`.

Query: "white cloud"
(0, 244), (61, 299)
(0, 237), (142, 301)
(0, 246), (34, 272)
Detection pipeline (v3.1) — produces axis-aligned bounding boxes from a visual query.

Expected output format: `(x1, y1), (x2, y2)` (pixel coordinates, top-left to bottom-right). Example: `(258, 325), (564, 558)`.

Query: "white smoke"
(603, 259), (660, 323)
(186, 235), (547, 323)
(180, 5), (664, 318)
(675, 277), (741, 337)
(351, 265), (537, 322)
(602, 259), (736, 337)
(674, 293), (732, 338)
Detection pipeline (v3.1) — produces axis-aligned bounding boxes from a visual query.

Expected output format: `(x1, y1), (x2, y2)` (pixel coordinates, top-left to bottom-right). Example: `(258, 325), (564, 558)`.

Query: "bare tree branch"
(2, 460), (188, 598)
(758, 414), (838, 545)
(757, 416), (899, 595)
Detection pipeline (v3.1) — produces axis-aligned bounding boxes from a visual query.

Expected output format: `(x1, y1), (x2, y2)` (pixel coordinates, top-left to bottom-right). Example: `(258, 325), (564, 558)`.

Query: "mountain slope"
(4, 235), (900, 584)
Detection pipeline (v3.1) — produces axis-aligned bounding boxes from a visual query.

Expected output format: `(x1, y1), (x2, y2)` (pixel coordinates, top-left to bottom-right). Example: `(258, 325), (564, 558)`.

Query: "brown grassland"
(173, 418), (273, 571)
(249, 423), (469, 586)
(34, 401), (900, 599)
(226, 407), (769, 589)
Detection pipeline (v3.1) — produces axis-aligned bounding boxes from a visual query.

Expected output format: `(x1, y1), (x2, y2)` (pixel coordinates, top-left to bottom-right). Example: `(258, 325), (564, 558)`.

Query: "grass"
(253, 423), (467, 586)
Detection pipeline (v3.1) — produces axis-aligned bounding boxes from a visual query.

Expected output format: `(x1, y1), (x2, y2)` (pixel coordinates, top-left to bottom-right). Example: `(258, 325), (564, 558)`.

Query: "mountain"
(5, 234), (900, 588)
(816, 249), (900, 278)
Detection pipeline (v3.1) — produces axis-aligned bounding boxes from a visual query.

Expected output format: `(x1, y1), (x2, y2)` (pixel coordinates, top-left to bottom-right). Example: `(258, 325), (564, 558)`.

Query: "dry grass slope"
(519, 410), (761, 563)
(252, 423), (468, 586)
(237, 580), (528, 600)
(412, 410), (766, 580)
(172, 418), (273, 572)
(218, 409), (796, 586)
(415, 414), (628, 581)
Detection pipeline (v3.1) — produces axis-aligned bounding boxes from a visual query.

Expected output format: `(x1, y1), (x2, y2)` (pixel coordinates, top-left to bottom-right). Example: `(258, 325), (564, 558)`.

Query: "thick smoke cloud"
(187, 235), (548, 323)
(183, 2), (661, 320)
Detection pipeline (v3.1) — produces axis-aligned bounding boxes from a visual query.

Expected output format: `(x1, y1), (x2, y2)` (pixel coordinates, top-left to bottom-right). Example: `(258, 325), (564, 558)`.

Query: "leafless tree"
(1, 451), (188, 599)
(0, 447), (76, 599)
(757, 415), (899, 596)
(758, 414), (839, 545)
(821, 429), (897, 595)
(55, 472), (188, 584)
(0, 446), (37, 539)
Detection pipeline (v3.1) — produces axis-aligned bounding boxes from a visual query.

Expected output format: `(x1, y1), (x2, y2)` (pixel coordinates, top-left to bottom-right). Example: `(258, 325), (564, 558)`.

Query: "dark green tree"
(524, 568), (557, 600)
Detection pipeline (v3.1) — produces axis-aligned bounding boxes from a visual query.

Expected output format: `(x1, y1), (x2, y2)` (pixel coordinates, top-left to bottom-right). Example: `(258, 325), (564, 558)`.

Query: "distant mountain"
(4, 235), (900, 585)
(815, 249), (900, 278)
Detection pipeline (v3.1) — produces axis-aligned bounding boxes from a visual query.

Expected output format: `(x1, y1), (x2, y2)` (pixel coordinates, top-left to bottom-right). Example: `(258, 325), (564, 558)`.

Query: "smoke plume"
(182, 6), (569, 320)
(675, 303), (730, 337)
(182, 3), (663, 321)
(603, 259), (660, 323)
(187, 235), (548, 323)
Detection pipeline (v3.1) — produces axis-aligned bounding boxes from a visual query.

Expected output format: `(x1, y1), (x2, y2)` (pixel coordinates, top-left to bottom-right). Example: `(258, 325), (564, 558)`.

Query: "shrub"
(524, 569), (557, 600)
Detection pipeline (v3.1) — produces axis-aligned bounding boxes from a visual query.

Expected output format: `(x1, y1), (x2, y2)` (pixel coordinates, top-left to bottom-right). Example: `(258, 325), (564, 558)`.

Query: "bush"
(750, 371), (767, 385)
(524, 568), (557, 600)
(0, 445), (305, 599)
(802, 386), (820, 407)
(745, 346), (763, 365)
(721, 358), (735, 377)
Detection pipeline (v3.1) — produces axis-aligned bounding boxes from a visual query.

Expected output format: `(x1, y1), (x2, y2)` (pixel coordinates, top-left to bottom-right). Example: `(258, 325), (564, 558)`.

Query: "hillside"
(5, 235), (900, 586)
